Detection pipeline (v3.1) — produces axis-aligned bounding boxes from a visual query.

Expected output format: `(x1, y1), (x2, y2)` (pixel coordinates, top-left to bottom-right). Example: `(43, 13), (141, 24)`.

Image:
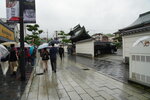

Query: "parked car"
(94, 42), (117, 56)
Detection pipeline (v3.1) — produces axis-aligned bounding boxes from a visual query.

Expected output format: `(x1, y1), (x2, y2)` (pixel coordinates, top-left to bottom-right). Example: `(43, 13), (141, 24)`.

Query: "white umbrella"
(0, 44), (9, 76)
(38, 43), (50, 50)
(0, 44), (9, 59)
(1, 42), (18, 46)
(132, 36), (150, 47)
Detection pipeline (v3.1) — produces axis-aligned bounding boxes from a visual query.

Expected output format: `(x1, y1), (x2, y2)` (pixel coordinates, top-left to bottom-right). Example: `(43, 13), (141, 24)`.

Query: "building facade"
(0, 19), (15, 43)
(117, 11), (150, 63)
(92, 33), (109, 42)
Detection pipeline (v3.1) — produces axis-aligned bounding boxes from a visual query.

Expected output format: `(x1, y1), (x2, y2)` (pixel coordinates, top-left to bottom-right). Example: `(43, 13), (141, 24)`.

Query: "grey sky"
(0, 0), (150, 38)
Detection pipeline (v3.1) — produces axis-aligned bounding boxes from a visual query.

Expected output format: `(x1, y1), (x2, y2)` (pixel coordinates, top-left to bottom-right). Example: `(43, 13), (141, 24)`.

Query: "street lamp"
(19, 0), (26, 81)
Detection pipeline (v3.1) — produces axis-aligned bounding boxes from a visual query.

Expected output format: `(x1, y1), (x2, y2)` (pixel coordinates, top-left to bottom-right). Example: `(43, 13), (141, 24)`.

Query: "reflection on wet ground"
(0, 65), (33, 100)
(23, 52), (150, 100)
(67, 54), (129, 83)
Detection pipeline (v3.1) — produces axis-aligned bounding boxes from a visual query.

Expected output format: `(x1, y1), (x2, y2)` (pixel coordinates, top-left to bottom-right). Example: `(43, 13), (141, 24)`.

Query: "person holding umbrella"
(58, 45), (64, 60)
(49, 43), (58, 73)
(0, 45), (10, 76)
(41, 48), (49, 72)
(9, 44), (18, 76)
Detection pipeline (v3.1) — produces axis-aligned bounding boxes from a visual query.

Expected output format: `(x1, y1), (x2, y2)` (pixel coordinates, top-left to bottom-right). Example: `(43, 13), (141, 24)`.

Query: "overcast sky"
(0, 0), (150, 38)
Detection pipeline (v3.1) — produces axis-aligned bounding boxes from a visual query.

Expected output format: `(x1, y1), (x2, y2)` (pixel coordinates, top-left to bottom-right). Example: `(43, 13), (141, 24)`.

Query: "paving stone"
(94, 96), (105, 100)
(68, 91), (81, 100)
(74, 86), (86, 94)
(97, 90), (115, 100)
(84, 88), (99, 97)
(80, 93), (94, 100)
(63, 85), (74, 92)
(19, 53), (150, 100)
(57, 89), (69, 98)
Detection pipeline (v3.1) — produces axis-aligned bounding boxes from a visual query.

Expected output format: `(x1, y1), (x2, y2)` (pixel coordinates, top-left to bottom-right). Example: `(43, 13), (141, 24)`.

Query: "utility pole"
(19, 0), (26, 81)
(55, 31), (58, 39)
(47, 29), (48, 42)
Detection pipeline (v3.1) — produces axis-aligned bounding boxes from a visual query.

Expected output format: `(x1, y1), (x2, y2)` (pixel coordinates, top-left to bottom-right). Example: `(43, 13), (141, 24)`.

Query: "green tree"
(105, 33), (115, 37)
(57, 30), (71, 43)
(25, 24), (43, 46)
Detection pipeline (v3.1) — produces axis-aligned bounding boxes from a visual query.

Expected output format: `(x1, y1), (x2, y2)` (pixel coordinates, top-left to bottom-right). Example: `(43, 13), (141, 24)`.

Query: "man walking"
(58, 45), (64, 60)
(49, 43), (57, 73)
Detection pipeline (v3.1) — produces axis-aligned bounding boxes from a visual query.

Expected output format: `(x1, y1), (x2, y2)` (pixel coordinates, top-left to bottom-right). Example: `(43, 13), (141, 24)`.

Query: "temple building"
(116, 11), (150, 63)
(69, 24), (91, 43)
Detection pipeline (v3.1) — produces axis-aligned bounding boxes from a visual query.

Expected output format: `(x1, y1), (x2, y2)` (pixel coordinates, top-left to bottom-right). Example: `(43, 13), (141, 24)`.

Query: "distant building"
(116, 11), (150, 63)
(0, 18), (19, 42)
(113, 31), (121, 42)
(92, 33), (109, 42)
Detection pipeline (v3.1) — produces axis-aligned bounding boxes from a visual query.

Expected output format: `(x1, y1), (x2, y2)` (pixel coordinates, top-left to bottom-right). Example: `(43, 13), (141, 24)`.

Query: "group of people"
(40, 43), (64, 73)
(0, 44), (36, 77)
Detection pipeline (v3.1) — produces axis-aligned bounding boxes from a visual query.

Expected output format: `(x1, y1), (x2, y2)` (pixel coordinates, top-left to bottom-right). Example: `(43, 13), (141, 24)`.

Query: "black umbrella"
(49, 40), (60, 45)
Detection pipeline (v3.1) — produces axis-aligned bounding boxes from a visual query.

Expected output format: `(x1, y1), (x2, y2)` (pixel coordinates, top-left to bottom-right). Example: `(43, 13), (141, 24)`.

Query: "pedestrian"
(25, 48), (30, 66)
(30, 46), (36, 66)
(41, 48), (49, 72)
(49, 43), (58, 73)
(0, 45), (9, 76)
(9, 44), (18, 76)
(58, 45), (64, 60)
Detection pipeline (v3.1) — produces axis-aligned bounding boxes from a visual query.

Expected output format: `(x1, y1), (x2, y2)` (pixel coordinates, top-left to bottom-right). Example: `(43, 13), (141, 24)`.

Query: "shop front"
(0, 23), (14, 43)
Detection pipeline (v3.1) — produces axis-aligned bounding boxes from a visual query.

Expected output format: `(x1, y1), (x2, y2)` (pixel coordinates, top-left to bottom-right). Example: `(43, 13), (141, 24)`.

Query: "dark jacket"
(49, 47), (57, 59)
(41, 50), (49, 60)
(59, 47), (64, 54)
(9, 48), (17, 62)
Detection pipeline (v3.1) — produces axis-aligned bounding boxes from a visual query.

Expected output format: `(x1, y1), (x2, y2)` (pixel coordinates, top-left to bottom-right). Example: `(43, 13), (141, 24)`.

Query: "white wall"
(129, 38), (150, 86)
(123, 31), (150, 59)
(76, 39), (94, 57)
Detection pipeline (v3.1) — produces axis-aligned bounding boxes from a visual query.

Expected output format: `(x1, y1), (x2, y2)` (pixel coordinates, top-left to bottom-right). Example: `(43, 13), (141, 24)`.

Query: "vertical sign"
(6, 0), (19, 22)
(6, 0), (36, 23)
(23, 0), (36, 23)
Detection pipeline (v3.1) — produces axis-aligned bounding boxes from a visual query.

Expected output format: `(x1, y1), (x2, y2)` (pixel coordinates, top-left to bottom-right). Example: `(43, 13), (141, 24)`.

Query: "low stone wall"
(76, 39), (94, 57)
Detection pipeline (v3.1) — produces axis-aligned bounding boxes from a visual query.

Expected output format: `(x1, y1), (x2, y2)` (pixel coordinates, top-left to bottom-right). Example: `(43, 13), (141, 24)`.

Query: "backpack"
(42, 51), (49, 60)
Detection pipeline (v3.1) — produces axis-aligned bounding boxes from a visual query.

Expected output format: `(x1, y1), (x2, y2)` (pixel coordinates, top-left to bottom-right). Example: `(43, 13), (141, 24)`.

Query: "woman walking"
(41, 48), (49, 73)
(9, 44), (18, 76)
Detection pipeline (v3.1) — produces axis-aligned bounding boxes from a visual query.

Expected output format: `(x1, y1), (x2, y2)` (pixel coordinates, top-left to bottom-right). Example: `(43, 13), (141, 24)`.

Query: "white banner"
(6, 0), (19, 22)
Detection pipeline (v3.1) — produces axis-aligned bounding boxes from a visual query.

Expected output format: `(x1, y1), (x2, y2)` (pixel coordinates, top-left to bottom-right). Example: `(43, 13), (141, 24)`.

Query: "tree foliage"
(105, 33), (115, 37)
(57, 30), (71, 43)
(25, 24), (43, 46)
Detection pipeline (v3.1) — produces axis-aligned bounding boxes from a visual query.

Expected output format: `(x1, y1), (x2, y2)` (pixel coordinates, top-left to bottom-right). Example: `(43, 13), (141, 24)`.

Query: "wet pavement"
(0, 63), (34, 100)
(67, 50), (129, 83)
(21, 52), (150, 100)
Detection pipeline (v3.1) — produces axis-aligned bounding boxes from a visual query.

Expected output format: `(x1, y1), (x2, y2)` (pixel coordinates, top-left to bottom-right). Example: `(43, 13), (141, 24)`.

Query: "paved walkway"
(21, 54), (150, 100)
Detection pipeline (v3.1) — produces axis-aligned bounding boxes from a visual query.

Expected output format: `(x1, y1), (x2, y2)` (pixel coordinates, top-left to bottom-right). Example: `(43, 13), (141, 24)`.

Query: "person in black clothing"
(49, 43), (57, 73)
(41, 48), (49, 72)
(9, 44), (18, 76)
(58, 45), (64, 60)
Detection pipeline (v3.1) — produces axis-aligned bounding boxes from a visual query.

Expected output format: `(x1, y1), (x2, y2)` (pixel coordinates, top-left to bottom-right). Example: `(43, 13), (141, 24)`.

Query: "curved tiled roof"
(115, 11), (150, 36)
(69, 25), (91, 42)
(120, 11), (150, 31)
